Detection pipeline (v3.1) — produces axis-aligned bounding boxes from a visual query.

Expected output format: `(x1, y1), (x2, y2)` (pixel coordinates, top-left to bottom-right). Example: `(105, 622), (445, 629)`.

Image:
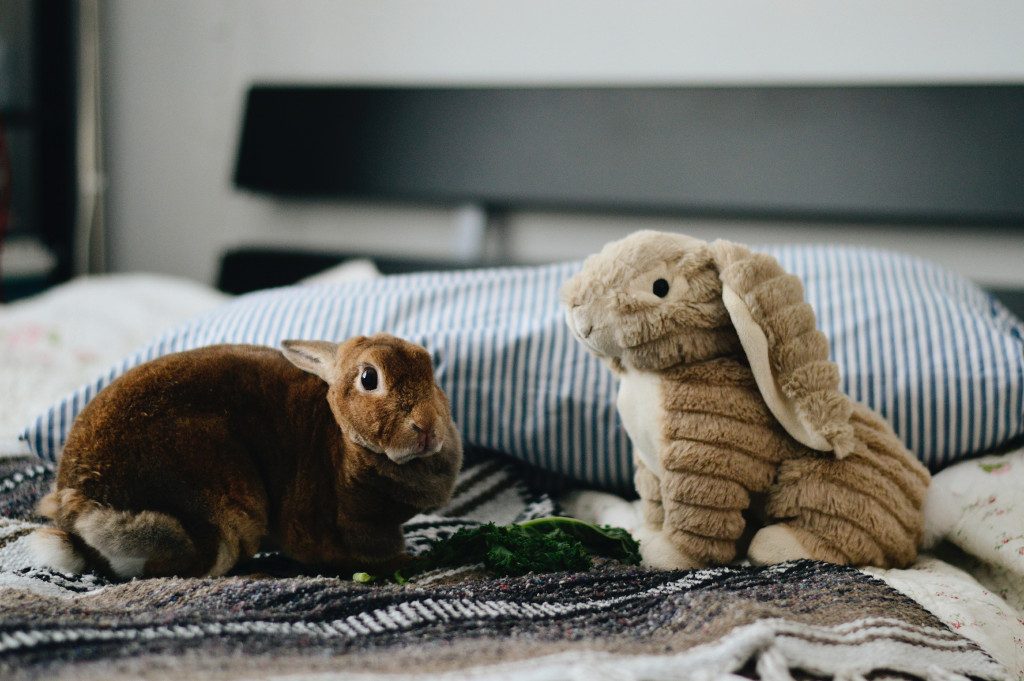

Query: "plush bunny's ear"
(281, 340), (340, 384)
(710, 240), (856, 458)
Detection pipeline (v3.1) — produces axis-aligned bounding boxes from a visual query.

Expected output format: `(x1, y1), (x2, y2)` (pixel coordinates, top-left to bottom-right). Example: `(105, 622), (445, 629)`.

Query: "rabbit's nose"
(412, 421), (435, 452)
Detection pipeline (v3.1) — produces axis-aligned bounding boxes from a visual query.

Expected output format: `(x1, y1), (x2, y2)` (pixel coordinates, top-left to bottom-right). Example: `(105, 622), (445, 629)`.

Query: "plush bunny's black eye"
(360, 367), (378, 391)
(652, 278), (670, 298)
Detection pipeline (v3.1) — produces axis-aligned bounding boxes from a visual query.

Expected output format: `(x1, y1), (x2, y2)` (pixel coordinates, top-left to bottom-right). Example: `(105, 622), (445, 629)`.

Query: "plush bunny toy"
(562, 231), (930, 569)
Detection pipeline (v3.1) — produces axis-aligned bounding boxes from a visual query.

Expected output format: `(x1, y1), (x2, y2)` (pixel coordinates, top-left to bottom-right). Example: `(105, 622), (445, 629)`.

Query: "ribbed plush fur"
(563, 231), (930, 569)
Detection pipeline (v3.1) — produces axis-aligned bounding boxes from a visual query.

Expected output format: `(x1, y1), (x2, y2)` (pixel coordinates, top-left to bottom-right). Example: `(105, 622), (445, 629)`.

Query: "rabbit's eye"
(360, 367), (379, 391)
(652, 278), (670, 298)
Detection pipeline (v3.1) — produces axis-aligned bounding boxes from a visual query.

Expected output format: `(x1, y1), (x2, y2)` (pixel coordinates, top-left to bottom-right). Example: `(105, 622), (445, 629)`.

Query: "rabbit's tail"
(25, 526), (89, 574)
(29, 488), (206, 578)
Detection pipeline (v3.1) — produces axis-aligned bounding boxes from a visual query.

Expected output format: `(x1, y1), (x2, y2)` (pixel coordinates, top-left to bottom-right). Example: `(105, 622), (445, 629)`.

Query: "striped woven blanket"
(0, 450), (1008, 681)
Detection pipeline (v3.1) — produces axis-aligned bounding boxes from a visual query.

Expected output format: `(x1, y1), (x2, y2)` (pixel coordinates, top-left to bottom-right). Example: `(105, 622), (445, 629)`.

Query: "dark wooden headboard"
(233, 84), (1024, 225)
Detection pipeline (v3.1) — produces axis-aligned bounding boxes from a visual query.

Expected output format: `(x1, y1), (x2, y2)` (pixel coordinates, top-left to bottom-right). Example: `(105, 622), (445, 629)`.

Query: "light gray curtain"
(75, 0), (105, 274)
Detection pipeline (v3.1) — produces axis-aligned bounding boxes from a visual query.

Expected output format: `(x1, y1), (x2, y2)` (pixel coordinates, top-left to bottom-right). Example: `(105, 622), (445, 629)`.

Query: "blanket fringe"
(755, 647), (795, 681)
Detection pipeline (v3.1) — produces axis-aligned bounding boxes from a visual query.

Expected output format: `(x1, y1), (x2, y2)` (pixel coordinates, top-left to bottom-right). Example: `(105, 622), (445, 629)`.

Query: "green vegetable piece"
(357, 517), (639, 584)
(517, 516), (641, 565)
(390, 516), (638, 582)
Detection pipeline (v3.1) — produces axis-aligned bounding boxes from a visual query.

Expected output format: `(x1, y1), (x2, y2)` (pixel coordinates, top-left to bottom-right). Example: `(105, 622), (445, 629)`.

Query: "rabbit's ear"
(710, 241), (856, 458)
(281, 340), (340, 384)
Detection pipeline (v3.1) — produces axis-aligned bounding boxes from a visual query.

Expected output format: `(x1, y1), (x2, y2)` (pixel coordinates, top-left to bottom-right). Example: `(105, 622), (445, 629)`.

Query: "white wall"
(100, 0), (1024, 286)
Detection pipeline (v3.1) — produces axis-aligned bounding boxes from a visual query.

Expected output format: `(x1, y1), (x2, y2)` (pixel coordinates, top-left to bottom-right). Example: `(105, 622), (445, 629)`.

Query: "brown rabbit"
(28, 334), (462, 579)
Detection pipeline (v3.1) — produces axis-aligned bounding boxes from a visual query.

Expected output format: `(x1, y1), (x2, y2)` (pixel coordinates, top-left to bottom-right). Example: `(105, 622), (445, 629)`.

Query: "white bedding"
(0, 274), (228, 452)
(876, 446), (1024, 676)
(3, 272), (1022, 677)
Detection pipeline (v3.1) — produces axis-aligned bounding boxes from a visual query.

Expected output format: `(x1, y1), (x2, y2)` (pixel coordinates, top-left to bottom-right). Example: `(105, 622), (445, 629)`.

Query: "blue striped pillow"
(22, 246), (1024, 490)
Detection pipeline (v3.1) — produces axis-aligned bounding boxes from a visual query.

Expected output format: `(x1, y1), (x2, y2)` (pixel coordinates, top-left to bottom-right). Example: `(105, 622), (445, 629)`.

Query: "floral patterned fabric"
(866, 446), (1024, 678)
(0, 275), (227, 451)
(922, 446), (1024, 609)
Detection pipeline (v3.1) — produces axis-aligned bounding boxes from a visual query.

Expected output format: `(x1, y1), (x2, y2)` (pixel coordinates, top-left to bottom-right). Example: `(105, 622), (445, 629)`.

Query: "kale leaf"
(381, 516), (640, 583)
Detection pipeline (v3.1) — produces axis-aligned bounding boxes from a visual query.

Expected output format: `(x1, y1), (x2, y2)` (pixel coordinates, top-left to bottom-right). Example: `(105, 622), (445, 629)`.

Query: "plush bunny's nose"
(571, 306), (593, 338)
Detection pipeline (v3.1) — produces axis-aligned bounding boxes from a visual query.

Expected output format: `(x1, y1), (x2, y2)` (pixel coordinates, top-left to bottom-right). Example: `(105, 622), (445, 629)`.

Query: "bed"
(1, 258), (1022, 680)
(2, 85), (1023, 680)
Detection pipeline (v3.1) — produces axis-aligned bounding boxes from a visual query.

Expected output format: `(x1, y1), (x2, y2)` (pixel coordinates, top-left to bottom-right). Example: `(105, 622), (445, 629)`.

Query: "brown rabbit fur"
(562, 231), (930, 570)
(29, 334), (462, 579)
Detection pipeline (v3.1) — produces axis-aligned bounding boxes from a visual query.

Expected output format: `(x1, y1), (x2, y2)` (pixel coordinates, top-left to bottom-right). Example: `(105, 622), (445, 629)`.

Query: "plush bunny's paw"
(560, 490), (642, 533)
(636, 526), (702, 570)
(747, 524), (813, 565)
